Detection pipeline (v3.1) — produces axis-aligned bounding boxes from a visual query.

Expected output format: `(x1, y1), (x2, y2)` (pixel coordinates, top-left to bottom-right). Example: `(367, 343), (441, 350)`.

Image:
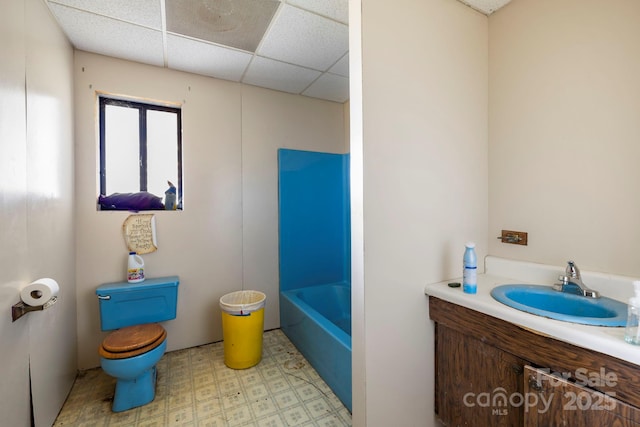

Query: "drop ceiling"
(459, 0), (512, 14)
(45, 0), (513, 104)
(45, 0), (350, 103)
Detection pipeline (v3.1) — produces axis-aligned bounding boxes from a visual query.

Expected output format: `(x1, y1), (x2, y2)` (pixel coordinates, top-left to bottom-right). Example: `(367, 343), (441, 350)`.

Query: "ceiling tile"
(287, 0), (348, 24)
(166, 34), (253, 82)
(48, 3), (164, 66)
(46, 0), (350, 103)
(48, 0), (162, 29)
(165, 0), (280, 52)
(329, 53), (349, 77)
(302, 73), (349, 103)
(257, 4), (348, 71)
(243, 56), (321, 95)
(457, 0), (513, 14)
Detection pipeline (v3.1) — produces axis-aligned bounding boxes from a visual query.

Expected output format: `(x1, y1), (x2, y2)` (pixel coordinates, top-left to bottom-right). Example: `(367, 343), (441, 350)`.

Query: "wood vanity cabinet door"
(524, 365), (640, 427)
(435, 325), (526, 426)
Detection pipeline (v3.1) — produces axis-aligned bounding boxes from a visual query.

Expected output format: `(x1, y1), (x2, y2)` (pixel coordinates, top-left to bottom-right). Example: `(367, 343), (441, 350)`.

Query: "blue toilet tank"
(96, 276), (179, 331)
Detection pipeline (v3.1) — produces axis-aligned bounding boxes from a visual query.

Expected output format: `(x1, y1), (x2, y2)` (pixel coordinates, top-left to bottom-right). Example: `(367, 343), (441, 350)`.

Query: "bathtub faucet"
(553, 261), (599, 298)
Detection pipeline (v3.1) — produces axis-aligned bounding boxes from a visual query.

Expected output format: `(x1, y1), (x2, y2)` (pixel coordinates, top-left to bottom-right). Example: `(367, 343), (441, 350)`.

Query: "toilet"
(96, 276), (179, 412)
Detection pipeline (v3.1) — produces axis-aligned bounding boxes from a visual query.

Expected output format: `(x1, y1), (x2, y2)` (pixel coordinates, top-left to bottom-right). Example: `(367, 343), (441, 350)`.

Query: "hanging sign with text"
(122, 214), (158, 254)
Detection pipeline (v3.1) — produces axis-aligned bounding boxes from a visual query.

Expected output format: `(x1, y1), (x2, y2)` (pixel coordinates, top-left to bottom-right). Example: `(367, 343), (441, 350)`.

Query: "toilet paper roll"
(20, 278), (59, 307)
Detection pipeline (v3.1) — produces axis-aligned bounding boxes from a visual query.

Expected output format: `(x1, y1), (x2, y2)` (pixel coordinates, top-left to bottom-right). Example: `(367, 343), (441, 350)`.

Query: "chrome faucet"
(553, 261), (600, 298)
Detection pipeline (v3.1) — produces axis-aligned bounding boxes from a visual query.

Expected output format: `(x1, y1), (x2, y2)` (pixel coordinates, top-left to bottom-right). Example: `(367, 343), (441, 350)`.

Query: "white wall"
(355, 0), (488, 425)
(74, 51), (346, 369)
(353, 0), (640, 424)
(241, 85), (348, 325)
(0, 0), (76, 425)
(488, 0), (640, 277)
(348, 1), (365, 424)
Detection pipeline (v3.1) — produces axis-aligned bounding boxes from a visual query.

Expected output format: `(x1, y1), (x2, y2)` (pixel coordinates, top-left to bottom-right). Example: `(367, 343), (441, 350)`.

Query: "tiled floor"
(53, 329), (351, 426)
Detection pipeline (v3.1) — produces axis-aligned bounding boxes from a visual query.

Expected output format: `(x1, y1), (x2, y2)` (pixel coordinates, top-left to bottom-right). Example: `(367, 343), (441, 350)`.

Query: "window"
(98, 96), (183, 210)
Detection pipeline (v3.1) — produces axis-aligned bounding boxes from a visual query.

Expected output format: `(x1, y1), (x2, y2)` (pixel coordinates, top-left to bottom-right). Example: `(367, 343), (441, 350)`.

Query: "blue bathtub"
(280, 282), (352, 411)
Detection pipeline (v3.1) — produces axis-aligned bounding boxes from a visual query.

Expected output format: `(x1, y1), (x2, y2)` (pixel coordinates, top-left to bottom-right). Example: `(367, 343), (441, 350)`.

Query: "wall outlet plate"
(498, 230), (528, 245)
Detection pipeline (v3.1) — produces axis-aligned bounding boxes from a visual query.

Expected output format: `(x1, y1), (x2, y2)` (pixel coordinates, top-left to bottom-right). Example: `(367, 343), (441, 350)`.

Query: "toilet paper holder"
(12, 297), (58, 322)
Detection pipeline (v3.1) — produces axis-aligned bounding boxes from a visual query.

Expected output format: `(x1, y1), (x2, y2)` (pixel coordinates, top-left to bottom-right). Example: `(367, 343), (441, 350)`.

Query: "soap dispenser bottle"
(463, 242), (477, 294)
(624, 281), (640, 345)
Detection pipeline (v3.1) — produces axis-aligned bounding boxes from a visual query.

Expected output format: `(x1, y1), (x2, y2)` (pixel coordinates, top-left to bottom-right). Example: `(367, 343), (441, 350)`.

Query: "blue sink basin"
(490, 284), (628, 327)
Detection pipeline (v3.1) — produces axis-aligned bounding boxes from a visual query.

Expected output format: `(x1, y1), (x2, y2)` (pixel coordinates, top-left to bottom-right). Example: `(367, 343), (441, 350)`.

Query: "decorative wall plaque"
(122, 214), (157, 254)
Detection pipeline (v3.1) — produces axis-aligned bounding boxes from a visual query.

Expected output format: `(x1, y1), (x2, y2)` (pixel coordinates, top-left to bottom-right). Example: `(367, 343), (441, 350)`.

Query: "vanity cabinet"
(430, 297), (640, 427)
(524, 366), (640, 426)
(436, 324), (526, 426)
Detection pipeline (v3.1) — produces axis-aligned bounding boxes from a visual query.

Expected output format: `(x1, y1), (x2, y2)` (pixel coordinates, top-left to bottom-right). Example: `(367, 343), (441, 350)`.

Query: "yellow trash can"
(219, 290), (266, 369)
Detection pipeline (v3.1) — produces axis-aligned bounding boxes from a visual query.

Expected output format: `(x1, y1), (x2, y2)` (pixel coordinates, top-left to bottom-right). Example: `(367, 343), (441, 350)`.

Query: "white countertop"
(425, 272), (640, 367)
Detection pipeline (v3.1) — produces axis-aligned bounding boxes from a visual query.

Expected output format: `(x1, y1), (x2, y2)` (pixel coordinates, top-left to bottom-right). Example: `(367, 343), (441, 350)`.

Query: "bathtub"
(280, 282), (352, 411)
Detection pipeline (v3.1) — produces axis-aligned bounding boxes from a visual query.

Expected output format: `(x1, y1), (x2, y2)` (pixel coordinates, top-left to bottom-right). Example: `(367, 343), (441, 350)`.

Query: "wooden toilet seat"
(99, 323), (167, 359)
